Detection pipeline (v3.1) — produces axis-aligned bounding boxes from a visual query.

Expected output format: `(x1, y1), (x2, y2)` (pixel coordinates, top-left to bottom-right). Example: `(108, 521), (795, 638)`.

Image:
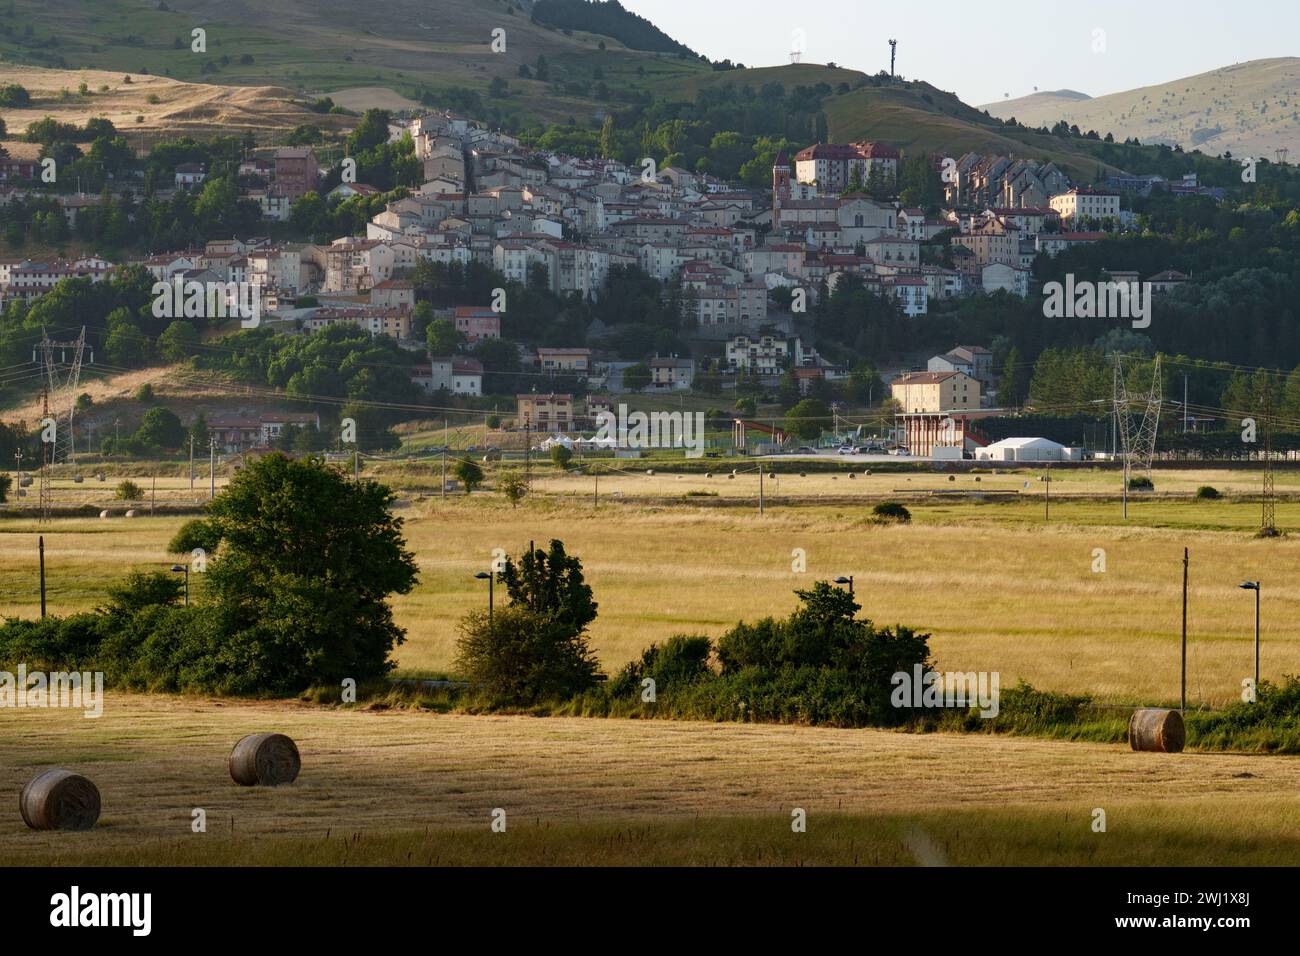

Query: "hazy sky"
(619, 0), (1299, 106)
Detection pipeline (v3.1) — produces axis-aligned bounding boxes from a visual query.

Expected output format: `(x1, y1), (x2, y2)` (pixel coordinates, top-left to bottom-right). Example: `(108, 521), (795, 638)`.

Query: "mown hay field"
(2, 694), (1299, 866)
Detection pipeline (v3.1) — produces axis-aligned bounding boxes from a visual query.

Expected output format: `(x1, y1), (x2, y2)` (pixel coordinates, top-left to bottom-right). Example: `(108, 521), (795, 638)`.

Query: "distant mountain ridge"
(984, 58), (1300, 158)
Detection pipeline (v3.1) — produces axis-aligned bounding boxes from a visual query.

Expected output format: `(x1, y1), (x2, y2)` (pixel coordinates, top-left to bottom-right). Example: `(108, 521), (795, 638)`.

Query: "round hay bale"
(948, 475), (956, 482)
(646, 470), (654, 476)
(99, 510), (109, 519)
(704, 472), (713, 479)
(20, 769), (100, 831)
(975, 476), (981, 483)
(728, 473), (735, 480)
(864, 470), (872, 476)
(1128, 708), (1185, 753)
(229, 733), (301, 786)
(124, 509), (137, 518)
(848, 473), (856, 479)
(799, 472), (806, 477)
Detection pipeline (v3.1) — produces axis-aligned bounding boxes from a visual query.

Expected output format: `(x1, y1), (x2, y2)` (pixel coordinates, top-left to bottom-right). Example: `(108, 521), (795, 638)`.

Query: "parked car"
(837, 445), (859, 455)
(889, 446), (910, 456)
(796, 445), (816, 454)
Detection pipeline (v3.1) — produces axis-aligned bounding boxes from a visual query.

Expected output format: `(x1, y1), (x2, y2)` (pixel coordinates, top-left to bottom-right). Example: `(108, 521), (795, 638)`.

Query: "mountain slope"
(983, 58), (1300, 158)
(658, 66), (1127, 180)
(0, 0), (713, 124)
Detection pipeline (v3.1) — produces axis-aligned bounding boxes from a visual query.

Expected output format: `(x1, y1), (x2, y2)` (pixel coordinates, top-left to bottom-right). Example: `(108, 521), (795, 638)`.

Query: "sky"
(618, 0), (1299, 106)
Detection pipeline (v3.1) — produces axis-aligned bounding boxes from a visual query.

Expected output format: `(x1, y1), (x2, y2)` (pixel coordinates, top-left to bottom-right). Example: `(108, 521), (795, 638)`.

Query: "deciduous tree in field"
(201, 453), (420, 688)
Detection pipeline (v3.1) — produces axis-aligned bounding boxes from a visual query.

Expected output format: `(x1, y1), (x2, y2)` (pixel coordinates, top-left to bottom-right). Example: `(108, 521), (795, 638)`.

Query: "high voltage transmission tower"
(1112, 353), (1163, 477)
(32, 328), (92, 522)
(1261, 389), (1277, 536)
(34, 327), (92, 467)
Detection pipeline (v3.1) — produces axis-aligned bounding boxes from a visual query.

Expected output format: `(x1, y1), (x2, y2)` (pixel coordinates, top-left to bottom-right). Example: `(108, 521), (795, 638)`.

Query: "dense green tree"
(201, 453), (419, 689)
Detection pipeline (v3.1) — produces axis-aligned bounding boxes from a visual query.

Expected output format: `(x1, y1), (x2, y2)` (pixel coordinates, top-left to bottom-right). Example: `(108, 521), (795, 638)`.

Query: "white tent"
(976, 437), (1068, 462)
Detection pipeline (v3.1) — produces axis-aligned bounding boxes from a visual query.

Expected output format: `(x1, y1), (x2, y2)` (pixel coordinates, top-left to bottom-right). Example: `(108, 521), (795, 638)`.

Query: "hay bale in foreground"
(1128, 708), (1185, 753)
(229, 733), (301, 786)
(20, 769), (101, 831)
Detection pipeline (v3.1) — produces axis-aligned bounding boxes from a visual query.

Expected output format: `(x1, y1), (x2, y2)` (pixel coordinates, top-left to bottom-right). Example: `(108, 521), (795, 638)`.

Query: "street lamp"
(1239, 581), (1260, 693)
(170, 563), (189, 606)
(833, 575), (854, 596)
(475, 571), (495, 622)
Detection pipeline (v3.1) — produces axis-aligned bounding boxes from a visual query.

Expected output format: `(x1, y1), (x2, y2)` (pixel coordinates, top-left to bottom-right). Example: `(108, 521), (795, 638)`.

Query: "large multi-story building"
(792, 142), (900, 193)
(272, 147), (320, 202)
(1049, 188), (1120, 225)
(517, 393), (574, 432)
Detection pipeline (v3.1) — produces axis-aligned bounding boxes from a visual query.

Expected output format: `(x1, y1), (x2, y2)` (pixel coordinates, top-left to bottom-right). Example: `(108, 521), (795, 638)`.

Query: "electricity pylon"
(1261, 389), (1277, 535)
(35, 327), (91, 466)
(1113, 353), (1162, 476)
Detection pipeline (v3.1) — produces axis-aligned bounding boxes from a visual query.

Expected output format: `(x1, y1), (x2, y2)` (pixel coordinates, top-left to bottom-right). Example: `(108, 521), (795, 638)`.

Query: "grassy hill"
(984, 58), (1300, 159)
(0, 63), (353, 144)
(0, 0), (713, 125)
(675, 67), (1127, 181)
(0, 1), (1221, 182)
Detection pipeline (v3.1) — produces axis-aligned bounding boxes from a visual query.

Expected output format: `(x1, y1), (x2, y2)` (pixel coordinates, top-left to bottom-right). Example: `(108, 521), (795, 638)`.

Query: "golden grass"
(3, 694), (1299, 865)
(3, 476), (1299, 706)
(0, 64), (352, 142)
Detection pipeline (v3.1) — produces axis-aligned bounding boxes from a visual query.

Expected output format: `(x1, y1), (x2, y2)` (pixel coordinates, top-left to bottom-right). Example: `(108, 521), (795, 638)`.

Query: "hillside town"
(0, 108), (1205, 458)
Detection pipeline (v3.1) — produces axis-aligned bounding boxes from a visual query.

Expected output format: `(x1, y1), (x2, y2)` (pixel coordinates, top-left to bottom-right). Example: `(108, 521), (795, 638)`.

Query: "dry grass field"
(2, 694), (1298, 866)
(3, 473), (1299, 707)
(0, 65), (350, 144)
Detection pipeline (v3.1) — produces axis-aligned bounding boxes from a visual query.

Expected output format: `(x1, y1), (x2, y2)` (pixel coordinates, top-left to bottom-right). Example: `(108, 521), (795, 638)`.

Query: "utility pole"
(1044, 465), (1050, 521)
(38, 530), (46, 621)
(441, 450), (446, 500)
(759, 464), (765, 515)
(151, 474), (156, 516)
(1181, 547), (1188, 713)
(209, 438), (217, 500)
(524, 418), (532, 492)
(593, 470), (598, 509)
(889, 38), (897, 79)
(189, 435), (195, 492)
(1182, 373), (1188, 433)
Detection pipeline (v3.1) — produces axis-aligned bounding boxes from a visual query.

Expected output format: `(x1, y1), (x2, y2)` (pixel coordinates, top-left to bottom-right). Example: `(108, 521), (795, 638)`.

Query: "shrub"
(455, 459), (483, 492)
(550, 445), (573, 468)
(872, 501), (911, 522)
(455, 540), (601, 702)
(1128, 475), (1154, 491)
(135, 382), (154, 403)
(167, 517), (220, 554)
(610, 634), (712, 697)
(115, 479), (144, 500)
(1196, 485), (1221, 499)
(499, 470), (528, 507)
(0, 473), (10, 503)
(455, 606), (600, 701)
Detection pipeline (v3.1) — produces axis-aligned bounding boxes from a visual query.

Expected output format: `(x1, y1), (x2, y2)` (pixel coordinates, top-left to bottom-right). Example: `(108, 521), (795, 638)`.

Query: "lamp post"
(170, 563), (190, 606)
(475, 571), (495, 623)
(1239, 580), (1260, 693)
(833, 575), (854, 596)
